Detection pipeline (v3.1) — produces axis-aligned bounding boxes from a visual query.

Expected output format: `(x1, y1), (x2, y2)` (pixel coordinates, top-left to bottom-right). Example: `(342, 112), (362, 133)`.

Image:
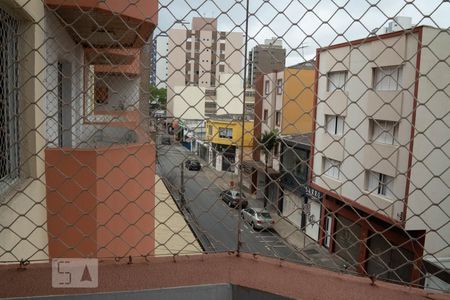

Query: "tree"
(149, 85), (167, 108)
(258, 129), (279, 208)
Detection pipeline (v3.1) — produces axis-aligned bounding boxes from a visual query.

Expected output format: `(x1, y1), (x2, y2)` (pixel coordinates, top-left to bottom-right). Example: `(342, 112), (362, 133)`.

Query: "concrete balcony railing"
(45, 111), (156, 258)
(45, 0), (158, 48)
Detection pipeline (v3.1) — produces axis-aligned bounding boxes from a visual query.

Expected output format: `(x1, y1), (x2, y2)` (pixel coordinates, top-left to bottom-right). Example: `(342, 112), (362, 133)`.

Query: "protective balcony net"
(0, 0), (449, 293)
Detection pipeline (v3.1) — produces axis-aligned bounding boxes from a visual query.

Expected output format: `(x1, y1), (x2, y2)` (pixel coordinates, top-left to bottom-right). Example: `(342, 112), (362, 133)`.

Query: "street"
(157, 141), (304, 263)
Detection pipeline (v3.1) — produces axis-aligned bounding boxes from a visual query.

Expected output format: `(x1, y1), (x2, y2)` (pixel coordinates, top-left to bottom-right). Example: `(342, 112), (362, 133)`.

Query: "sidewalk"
(199, 160), (349, 271)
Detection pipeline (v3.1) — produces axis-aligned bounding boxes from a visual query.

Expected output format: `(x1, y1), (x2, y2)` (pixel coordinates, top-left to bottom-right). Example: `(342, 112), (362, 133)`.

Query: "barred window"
(0, 8), (20, 193)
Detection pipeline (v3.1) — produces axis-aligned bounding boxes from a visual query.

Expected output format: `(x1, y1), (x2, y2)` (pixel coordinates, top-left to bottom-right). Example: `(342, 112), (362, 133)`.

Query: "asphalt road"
(157, 142), (303, 263)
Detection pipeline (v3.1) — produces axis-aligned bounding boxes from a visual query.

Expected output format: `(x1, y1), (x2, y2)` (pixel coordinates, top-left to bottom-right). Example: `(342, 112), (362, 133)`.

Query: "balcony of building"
(45, 0), (158, 48)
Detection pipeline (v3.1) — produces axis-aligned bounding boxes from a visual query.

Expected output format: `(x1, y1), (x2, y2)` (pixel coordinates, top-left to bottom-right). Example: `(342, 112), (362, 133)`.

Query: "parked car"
(240, 208), (274, 230)
(185, 159), (201, 171)
(161, 136), (171, 145)
(220, 190), (248, 208)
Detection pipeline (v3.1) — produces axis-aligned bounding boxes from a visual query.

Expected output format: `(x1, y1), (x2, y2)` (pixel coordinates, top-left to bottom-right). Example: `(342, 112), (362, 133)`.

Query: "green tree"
(149, 85), (167, 108)
(259, 129), (279, 208)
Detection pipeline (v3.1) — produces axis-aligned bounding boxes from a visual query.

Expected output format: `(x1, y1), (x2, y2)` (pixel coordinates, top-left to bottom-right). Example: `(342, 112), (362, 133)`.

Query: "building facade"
(203, 115), (254, 173)
(166, 17), (244, 119)
(247, 38), (286, 88)
(311, 26), (450, 285)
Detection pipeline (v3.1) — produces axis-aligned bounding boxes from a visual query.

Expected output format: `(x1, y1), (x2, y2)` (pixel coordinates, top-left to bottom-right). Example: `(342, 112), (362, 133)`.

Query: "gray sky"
(156, 0), (450, 66)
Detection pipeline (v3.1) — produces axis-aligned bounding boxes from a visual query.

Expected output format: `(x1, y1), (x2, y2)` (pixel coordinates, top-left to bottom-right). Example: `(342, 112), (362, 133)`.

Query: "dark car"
(220, 190), (248, 209)
(161, 136), (171, 145)
(185, 159), (201, 171)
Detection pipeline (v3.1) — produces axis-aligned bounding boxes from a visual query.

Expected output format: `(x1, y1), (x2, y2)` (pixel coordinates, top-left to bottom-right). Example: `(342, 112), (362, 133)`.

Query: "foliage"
(149, 85), (167, 108)
(259, 129), (279, 155)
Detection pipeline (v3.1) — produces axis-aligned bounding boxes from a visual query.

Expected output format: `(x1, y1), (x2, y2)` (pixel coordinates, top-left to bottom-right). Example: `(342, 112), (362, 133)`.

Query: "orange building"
(281, 62), (315, 135)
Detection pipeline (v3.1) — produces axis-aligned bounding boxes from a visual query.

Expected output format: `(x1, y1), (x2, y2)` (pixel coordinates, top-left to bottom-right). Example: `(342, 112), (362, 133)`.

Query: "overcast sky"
(156, 0), (449, 65)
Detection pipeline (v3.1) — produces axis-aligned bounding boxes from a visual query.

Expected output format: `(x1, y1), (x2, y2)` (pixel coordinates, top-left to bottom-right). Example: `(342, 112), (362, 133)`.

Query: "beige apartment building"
(311, 25), (450, 285)
(166, 17), (245, 119)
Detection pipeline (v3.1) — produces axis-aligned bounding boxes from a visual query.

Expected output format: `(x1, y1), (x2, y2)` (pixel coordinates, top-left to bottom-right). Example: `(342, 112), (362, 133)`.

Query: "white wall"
(406, 27), (450, 259)
(99, 75), (140, 110)
(216, 73), (244, 115)
(171, 86), (206, 119)
(0, 0), (48, 262)
(156, 35), (168, 88)
(45, 10), (84, 148)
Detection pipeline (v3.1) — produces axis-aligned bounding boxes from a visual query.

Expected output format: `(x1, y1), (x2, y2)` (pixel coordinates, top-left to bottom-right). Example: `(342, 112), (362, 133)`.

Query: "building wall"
(406, 27), (450, 258)
(45, 10), (84, 148)
(171, 86), (206, 119)
(155, 35), (168, 88)
(0, 0), (48, 262)
(313, 31), (418, 222)
(262, 71), (283, 134)
(206, 118), (254, 148)
(216, 74), (244, 115)
(281, 67), (315, 135)
(96, 75), (140, 110)
(248, 44), (286, 87)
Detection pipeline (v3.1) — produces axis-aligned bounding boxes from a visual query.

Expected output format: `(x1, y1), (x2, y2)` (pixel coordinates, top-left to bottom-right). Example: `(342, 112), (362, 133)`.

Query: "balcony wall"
(45, 141), (155, 258)
(45, 112), (155, 258)
(361, 142), (399, 177)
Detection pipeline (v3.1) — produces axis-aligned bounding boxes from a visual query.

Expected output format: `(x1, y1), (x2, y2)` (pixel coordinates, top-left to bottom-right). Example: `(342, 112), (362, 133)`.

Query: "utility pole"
(180, 160), (185, 207)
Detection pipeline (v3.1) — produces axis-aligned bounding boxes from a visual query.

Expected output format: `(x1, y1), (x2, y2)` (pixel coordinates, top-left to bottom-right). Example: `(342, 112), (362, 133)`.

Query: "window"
(327, 71), (347, 92)
(325, 115), (344, 136)
(323, 215), (333, 248)
(323, 158), (341, 179)
(373, 66), (403, 91)
(0, 8), (20, 190)
(263, 109), (268, 122)
(219, 64), (225, 72)
(366, 171), (394, 198)
(275, 111), (281, 126)
(276, 79), (282, 95)
(265, 80), (270, 94)
(218, 127), (233, 139)
(371, 119), (398, 145)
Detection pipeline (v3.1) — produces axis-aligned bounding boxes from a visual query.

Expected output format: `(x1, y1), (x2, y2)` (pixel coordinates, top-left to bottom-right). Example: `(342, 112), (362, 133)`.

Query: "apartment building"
(247, 38), (286, 88)
(166, 17), (244, 119)
(249, 62), (315, 208)
(311, 25), (450, 285)
(0, 0), (159, 260)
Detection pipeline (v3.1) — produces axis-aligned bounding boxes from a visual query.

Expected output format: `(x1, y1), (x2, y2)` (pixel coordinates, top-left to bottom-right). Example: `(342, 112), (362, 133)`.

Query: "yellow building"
(205, 115), (254, 172)
(281, 62), (315, 135)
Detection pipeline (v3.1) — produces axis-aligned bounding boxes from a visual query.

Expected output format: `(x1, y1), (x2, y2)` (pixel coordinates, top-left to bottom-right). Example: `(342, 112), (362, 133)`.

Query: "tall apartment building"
(247, 38), (286, 88)
(311, 25), (450, 286)
(166, 17), (244, 119)
(153, 34), (168, 88)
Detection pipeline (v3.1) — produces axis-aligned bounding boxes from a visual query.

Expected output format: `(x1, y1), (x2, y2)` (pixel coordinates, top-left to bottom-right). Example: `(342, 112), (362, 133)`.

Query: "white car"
(240, 208), (274, 230)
